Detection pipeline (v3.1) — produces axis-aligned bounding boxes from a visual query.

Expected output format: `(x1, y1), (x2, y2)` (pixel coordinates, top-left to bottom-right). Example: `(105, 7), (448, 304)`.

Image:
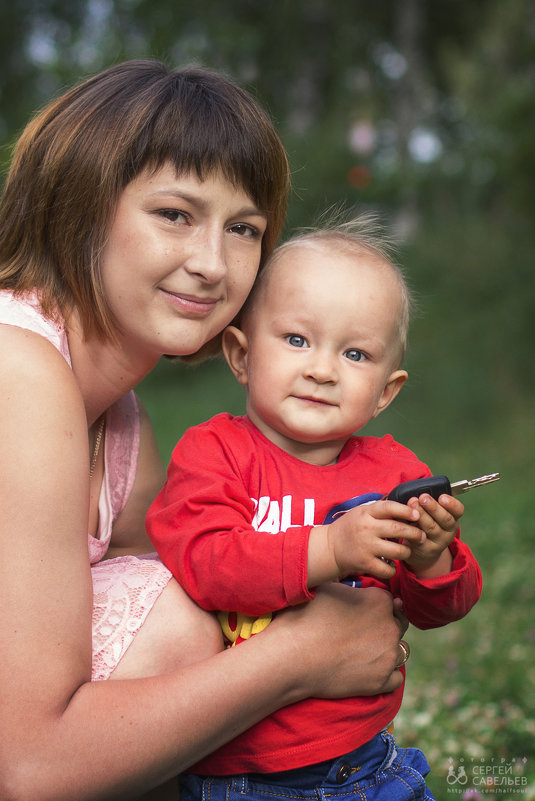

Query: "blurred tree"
(0, 0), (533, 407)
(2, 0), (534, 224)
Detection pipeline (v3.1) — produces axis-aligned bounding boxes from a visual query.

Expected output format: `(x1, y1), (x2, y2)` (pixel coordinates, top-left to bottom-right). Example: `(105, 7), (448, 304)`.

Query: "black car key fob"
(386, 473), (500, 504)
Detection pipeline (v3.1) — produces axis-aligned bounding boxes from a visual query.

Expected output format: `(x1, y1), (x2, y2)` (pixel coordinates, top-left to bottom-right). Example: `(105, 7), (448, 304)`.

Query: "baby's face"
(240, 243), (407, 464)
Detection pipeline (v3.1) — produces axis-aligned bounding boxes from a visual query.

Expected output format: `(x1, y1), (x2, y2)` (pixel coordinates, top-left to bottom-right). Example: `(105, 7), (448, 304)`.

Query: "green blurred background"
(2, 1), (533, 796)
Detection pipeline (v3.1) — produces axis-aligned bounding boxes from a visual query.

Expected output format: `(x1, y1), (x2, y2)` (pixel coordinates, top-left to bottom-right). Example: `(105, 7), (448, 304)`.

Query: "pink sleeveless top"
(0, 290), (139, 563)
(0, 290), (172, 679)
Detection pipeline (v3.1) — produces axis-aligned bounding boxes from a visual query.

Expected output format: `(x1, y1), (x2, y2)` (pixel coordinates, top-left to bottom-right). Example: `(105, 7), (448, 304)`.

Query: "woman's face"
(100, 164), (267, 361)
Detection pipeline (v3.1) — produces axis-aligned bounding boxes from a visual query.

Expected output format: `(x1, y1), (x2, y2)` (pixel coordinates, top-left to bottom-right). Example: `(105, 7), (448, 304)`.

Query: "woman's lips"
(160, 288), (219, 315)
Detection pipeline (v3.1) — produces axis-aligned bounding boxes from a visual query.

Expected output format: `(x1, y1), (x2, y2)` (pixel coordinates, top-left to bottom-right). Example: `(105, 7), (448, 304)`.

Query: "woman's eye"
(229, 223), (260, 238)
(344, 349), (367, 362)
(286, 334), (308, 348)
(158, 209), (189, 224)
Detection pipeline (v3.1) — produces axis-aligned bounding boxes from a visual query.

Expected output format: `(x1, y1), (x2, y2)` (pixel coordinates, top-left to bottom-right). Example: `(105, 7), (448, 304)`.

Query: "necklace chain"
(89, 415), (105, 478)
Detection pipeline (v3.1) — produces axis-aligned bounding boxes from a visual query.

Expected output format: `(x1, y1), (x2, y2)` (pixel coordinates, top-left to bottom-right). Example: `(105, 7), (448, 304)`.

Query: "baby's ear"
(222, 326), (250, 386)
(373, 369), (408, 418)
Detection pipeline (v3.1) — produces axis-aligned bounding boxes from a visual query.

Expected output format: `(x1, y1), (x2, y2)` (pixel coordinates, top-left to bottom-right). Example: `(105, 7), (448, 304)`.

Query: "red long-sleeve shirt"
(147, 413), (482, 773)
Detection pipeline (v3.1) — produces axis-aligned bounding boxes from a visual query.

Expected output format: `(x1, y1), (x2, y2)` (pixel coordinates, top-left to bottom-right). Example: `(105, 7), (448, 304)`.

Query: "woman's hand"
(270, 583), (408, 699)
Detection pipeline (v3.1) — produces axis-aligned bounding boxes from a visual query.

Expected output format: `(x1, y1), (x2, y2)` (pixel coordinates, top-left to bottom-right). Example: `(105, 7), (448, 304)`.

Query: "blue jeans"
(179, 732), (437, 800)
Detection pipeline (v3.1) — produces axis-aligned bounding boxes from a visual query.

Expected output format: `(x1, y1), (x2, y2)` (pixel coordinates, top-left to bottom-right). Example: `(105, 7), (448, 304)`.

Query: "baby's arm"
(391, 494), (481, 629)
(146, 424), (314, 615)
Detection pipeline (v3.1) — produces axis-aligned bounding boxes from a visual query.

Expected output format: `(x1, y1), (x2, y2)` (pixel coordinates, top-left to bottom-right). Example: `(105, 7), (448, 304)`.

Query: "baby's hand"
(402, 493), (464, 577)
(314, 500), (426, 583)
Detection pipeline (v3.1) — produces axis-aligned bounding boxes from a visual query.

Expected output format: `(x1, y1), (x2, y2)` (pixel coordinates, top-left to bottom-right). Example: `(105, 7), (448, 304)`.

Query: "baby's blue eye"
(286, 334), (308, 348)
(344, 349), (367, 362)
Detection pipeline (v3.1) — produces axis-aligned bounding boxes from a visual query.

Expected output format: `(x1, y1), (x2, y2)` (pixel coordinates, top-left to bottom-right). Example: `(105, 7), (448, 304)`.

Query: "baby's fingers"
(368, 531), (425, 578)
(379, 536), (420, 564)
(436, 494), (464, 521)
(373, 500), (420, 525)
(371, 501), (425, 545)
(410, 494), (463, 536)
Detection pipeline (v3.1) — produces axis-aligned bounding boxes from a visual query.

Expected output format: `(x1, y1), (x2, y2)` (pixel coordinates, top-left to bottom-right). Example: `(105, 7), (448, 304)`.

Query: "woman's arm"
(0, 328), (406, 801)
(4, 581), (405, 801)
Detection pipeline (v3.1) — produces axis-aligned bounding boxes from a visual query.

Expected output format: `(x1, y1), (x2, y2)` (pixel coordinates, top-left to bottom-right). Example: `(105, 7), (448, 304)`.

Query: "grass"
(137, 349), (535, 800)
(395, 477), (535, 800)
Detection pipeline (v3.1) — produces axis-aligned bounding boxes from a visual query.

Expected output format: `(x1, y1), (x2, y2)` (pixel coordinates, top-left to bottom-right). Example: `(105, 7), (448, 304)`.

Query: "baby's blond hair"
(242, 211), (413, 365)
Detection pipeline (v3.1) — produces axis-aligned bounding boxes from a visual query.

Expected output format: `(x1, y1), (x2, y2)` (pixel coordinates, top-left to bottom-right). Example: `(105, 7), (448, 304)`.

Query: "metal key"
(386, 472), (500, 504)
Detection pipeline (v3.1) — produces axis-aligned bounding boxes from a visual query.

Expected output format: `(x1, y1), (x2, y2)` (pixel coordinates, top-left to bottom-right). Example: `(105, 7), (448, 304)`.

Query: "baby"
(147, 216), (482, 801)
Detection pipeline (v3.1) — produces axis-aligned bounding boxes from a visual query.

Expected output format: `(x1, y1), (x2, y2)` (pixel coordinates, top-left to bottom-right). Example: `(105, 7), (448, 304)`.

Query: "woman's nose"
(184, 230), (226, 283)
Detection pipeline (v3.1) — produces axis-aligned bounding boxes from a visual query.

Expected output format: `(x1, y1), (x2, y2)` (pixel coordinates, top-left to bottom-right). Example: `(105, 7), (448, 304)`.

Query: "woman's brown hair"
(0, 59), (290, 346)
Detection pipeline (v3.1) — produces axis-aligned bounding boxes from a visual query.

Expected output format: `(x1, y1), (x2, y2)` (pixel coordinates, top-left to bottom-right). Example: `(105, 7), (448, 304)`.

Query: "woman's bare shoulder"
(0, 321), (88, 518)
(0, 320), (71, 373)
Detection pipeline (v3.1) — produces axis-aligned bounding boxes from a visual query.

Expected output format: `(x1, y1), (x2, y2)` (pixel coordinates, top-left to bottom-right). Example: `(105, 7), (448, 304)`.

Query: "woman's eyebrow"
(148, 189), (267, 220)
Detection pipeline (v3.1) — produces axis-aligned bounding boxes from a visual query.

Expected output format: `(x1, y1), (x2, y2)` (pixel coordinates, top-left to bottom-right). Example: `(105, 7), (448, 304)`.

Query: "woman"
(0, 60), (409, 800)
